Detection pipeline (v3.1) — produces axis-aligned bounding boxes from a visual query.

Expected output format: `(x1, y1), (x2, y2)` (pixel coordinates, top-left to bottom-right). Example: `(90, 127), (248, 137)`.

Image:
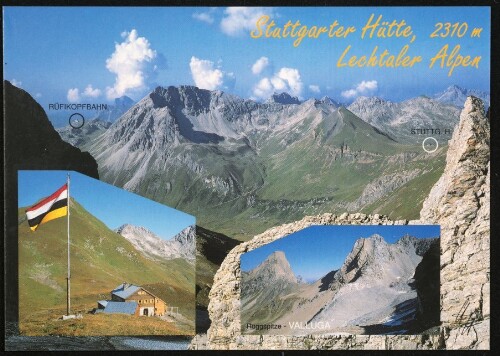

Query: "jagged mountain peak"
(318, 96), (339, 107)
(336, 233), (422, 286)
(266, 250), (289, 264)
(115, 223), (152, 235)
(351, 95), (390, 105)
(149, 85), (212, 111)
(147, 85), (257, 120)
(395, 234), (438, 256)
(366, 233), (385, 242)
(266, 92), (301, 105)
(173, 225), (195, 245)
(115, 223), (195, 261)
(352, 233), (387, 250)
(446, 84), (464, 92)
(433, 85), (490, 109)
(114, 95), (134, 107)
(251, 250), (297, 284)
(396, 233), (418, 245)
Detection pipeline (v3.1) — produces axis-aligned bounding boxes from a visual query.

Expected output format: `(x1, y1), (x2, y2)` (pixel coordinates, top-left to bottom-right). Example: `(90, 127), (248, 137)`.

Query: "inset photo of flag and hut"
(18, 170), (196, 336)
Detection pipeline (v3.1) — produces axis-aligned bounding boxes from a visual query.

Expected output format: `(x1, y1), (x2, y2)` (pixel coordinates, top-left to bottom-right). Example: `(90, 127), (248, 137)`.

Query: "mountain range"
(48, 95), (135, 128)
(54, 85), (464, 239)
(94, 95), (135, 123)
(115, 224), (195, 262)
(57, 119), (113, 146)
(433, 85), (490, 109)
(241, 234), (439, 335)
(347, 96), (460, 143)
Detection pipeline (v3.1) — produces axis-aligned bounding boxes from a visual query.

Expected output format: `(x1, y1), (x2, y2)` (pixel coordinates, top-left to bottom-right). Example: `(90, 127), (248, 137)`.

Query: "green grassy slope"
(18, 198), (194, 335)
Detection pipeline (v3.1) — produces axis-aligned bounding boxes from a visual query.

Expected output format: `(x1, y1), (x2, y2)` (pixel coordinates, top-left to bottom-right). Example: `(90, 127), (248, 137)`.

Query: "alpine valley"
(54, 85), (482, 241)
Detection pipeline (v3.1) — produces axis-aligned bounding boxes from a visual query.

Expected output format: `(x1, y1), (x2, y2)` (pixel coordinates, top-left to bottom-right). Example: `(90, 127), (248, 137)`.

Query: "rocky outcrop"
(433, 85), (490, 109)
(420, 96), (490, 349)
(3, 80), (99, 177)
(346, 169), (421, 211)
(266, 92), (301, 105)
(192, 96), (489, 350)
(240, 251), (301, 327)
(115, 224), (196, 261)
(195, 226), (240, 334)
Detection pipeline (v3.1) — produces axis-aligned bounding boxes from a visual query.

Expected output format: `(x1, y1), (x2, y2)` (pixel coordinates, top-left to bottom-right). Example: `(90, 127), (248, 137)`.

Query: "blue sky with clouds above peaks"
(4, 6), (490, 109)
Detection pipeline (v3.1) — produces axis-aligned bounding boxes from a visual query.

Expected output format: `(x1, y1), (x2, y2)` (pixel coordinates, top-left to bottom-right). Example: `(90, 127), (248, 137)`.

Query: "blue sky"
(3, 6), (490, 114)
(18, 170), (195, 240)
(240, 225), (440, 283)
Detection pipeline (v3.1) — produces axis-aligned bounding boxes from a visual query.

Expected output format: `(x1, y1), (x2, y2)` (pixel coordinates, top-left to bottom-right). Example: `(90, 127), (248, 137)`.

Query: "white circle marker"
(422, 137), (439, 153)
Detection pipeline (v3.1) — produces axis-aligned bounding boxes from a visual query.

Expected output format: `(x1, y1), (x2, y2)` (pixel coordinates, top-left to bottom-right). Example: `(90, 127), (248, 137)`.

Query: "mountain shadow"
(4, 80), (99, 332)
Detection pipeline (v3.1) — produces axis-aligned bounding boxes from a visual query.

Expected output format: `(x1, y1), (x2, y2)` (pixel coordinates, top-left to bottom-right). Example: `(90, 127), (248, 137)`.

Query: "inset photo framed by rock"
(240, 225), (440, 336)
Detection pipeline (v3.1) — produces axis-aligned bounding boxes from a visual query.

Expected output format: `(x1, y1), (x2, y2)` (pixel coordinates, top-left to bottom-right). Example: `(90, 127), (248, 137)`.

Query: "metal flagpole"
(67, 173), (71, 316)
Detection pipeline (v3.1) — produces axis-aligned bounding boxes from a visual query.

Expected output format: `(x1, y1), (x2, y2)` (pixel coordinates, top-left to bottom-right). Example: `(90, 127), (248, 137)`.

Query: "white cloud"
(341, 80), (378, 99)
(82, 84), (102, 98)
(221, 7), (272, 37)
(190, 56), (234, 91)
(253, 67), (304, 100)
(67, 88), (80, 103)
(105, 29), (159, 100)
(341, 89), (358, 99)
(253, 78), (273, 99)
(251, 56), (270, 75)
(357, 80), (378, 92)
(309, 85), (320, 94)
(11, 79), (22, 88)
(35, 93), (42, 98)
(193, 10), (215, 24)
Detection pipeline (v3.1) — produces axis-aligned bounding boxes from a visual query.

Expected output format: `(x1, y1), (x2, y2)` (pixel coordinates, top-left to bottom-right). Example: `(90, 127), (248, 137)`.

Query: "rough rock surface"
(346, 169), (421, 211)
(115, 224), (196, 261)
(191, 96), (489, 350)
(347, 95), (460, 143)
(420, 96), (490, 349)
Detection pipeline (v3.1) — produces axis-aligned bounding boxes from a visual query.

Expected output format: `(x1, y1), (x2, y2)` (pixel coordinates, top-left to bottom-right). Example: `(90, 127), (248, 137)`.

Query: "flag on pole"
(26, 184), (68, 231)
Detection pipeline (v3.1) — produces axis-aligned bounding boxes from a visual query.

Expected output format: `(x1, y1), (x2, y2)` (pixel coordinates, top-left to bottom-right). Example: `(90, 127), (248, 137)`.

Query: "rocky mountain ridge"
(433, 85), (490, 109)
(78, 85), (449, 240)
(266, 92), (301, 105)
(115, 224), (195, 261)
(347, 95), (460, 142)
(57, 119), (112, 146)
